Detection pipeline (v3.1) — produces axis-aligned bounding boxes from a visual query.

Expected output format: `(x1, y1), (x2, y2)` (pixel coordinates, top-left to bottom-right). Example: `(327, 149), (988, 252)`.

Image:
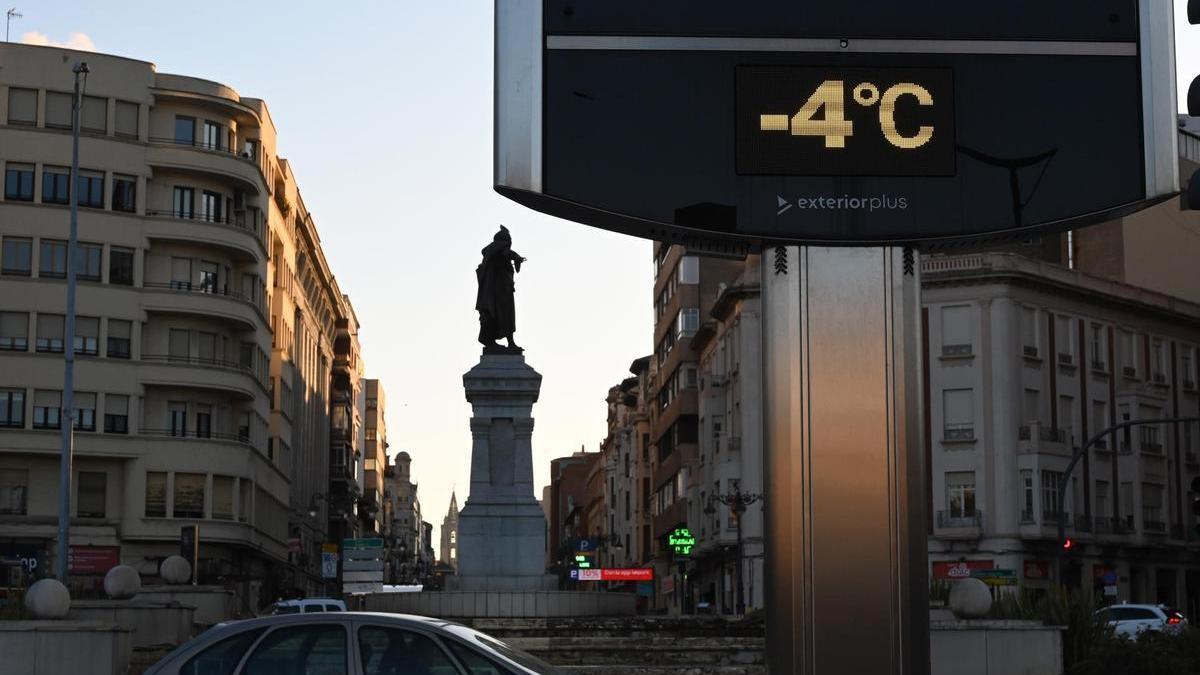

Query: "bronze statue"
(476, 225), (526, 351)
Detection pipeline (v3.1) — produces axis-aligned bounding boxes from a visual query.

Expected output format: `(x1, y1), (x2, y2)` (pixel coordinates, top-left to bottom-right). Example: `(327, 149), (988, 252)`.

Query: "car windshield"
(443, 625), (559, 674)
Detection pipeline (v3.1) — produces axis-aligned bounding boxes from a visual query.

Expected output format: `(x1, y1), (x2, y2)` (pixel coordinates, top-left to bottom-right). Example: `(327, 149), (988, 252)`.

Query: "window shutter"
(7, 88), (37, 124)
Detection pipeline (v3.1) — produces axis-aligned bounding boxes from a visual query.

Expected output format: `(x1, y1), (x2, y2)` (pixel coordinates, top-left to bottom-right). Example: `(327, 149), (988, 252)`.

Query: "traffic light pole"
(1056, 416), (1200, 549)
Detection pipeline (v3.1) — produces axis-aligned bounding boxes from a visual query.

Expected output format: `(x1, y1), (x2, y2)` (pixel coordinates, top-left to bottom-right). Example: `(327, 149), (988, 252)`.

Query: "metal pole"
(57, 61), (88, 582)
(735, 506), (744, 615)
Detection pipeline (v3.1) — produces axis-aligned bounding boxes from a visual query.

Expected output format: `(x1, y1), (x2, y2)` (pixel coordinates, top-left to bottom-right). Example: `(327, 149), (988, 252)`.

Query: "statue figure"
(476, 225), (526, 351)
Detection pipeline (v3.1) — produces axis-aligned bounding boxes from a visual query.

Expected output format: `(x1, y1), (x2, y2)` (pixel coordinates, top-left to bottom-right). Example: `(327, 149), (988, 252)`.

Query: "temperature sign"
(736, 66), (955, 176)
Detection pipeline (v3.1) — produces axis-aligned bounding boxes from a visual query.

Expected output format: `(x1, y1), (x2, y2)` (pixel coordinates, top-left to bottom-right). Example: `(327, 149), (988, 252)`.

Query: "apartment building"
(360, 379), (387, 537)
(689, 255), (764, 615)
(387, 450), (423, 581)
(923, 251), (1200, 614)
(0, 43), (364, 607)
(648, 243), (743, 613)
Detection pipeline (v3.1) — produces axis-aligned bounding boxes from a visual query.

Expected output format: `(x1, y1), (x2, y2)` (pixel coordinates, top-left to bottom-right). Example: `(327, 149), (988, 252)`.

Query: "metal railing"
(142, 281), (260, 307)
(1139, 427), (1163, 454)
(1093, 516), (1113, 533)
(140, 353), (254, 374)
(1022, 345), (1040, 359)
(146, 209), (262, 234)
(138, 426), (252, 445)
(1091, 359), (1108, 372)
(1057, 352), (1075, 366)
(943, 424), (975, 441)
(936, 510), (982, 529)
(941, 344), (972, 357)
(1019, 425), (1068, 443)
(148, 136), (261, 164)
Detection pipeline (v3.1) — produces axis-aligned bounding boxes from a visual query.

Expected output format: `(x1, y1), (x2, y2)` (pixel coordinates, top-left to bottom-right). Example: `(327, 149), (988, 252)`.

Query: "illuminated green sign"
(574, 554), (593, 569)
(668, 527), (696, 556)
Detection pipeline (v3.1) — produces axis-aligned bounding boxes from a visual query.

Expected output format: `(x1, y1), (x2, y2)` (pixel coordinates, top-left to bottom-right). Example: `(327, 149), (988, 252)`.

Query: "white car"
(1095, 603), (1187, 639)
(144, 612), (558, 674)
(265, 597), (348, 615)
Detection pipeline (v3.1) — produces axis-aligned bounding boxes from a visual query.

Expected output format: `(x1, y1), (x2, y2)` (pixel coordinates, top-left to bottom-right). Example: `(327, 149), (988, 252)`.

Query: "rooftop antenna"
(5, 8), (20, 43)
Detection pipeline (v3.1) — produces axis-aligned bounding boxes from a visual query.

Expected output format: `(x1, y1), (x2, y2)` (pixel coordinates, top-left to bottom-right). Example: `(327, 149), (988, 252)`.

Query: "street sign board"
(970, 569), (1018, 587)
(495, 0), (1179, 246)
(667, 527), (696, 556)
(343, 538), (384, 550)
(342, 549), (384, 561)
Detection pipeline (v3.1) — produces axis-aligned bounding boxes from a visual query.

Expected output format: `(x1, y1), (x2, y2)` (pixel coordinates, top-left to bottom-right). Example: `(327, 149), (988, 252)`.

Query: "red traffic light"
(1062, 538), (1074, 551)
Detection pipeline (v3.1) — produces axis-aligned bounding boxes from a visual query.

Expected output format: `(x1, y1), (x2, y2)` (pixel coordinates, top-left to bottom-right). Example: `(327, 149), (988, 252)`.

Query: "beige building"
(360, 379), (386, 537)
(387, 451), (423, 580)
(0, 43), (364, 606)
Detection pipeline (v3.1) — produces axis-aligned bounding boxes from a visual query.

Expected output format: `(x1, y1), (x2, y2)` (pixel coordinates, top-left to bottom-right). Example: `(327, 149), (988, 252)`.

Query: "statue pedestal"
(456, 353), (554, 591)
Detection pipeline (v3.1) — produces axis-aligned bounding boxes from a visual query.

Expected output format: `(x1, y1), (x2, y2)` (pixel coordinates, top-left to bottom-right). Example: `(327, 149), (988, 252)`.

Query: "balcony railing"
(1019, 425), (1068, 443)
(1139, 427), (1163, 455)
(936, 510), (982, 529)
(1057, 352), (1075, 367)
(138, 426), (251, 445)
(1151, 372), (1167, 385)
(1091, 359), (1108, 373)
(1094, 516), (1113, 533)
(1093, 437), (1109, 451)
(1122, 365), (1137, 379)
(1019, 509), (1035, 523)
(941, 344), (972, 358)
(148, 136), (262, 164)
(1143, 518), (1167, 534)
(141, 353), (254, 375)
(943, 424), (975, 441)
(1041, 507), (1063, 523)
(1023, 345), (1040, 359)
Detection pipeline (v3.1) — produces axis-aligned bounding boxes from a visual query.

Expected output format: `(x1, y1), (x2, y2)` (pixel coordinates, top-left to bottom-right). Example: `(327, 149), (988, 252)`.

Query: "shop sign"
(68, 546), (120, 575)
(932, 560), (993, 580)
(668, 528), (696, 556)
(971, 569), (1017, 587)
(601, 568), (654, 582)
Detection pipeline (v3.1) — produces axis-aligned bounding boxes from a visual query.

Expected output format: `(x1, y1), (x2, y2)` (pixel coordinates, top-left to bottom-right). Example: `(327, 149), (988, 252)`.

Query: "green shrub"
(1069, 627), (1200, 675)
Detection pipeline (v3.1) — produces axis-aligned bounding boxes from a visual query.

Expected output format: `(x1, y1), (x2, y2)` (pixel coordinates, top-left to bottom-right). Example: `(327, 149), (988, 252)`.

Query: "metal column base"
(762, 246), (928, 675)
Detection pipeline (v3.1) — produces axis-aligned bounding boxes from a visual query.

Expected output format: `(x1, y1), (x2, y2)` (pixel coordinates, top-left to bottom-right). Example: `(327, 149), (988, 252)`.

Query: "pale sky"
(12, 1), (1200, 547)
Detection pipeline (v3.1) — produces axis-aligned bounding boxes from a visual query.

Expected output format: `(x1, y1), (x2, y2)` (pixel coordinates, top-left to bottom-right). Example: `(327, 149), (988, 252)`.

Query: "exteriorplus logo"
(776, 194), (909, 215)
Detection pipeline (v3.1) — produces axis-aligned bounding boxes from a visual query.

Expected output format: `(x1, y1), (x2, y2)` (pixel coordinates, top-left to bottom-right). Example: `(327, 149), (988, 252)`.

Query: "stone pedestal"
(456, 352), (553, 591)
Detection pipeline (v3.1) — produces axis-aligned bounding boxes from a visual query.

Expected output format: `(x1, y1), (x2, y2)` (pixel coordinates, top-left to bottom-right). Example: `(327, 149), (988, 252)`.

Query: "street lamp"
(705, 488), (763, 615)
(307, 493), (327, 518)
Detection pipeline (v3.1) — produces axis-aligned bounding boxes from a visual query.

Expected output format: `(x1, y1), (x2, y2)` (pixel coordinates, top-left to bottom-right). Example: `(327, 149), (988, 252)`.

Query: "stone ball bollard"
(104, 564), (142, 599)
(24, 578), (71, 619)
(160, 556), (192, 585)
(948, 577), (992, 619)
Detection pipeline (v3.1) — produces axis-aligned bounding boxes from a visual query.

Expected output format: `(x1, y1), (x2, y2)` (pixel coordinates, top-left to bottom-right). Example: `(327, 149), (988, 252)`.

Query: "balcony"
(1018, 422), (1070, 456)
(141, 281), (265, 331)
(940, 344), (973, 359)
(1139, 427), (1164, 456)
(145, 209), (266, 260)
(1057, 352), (1076, 368)
(935, 510), (983, 539)
(1022, 345), (1041, 360)
(1143, 511), (1167, 534)
(1094, 516), (1113, 534)
(137, 354), (261, 400)
(1151, 372), (1167, 386)
(942, 423), (975, 443)
(1091, 359), (1108, 374)
(146, 138), (266, 195)
(1122, 365), (1138, 379)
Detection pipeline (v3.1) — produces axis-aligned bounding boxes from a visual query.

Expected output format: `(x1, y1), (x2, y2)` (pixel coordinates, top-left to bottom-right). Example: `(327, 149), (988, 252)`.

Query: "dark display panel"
(542, 50), (1145, 244)
(545, 1), (1138, 42)
(736, 67), (956, 176)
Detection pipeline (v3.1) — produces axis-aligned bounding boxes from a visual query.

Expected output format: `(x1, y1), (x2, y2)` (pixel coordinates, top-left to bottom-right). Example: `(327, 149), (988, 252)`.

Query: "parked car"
(1095, 603), (1187, 639)
(145, 611), (559, 674)
(264, 598), (348, 615)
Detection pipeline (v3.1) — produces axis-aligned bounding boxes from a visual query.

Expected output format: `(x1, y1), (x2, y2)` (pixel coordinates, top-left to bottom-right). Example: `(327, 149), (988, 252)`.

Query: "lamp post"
(705, 489), (763, 615)
(398, 539), (408, 584)
(56, 61), (88, 583)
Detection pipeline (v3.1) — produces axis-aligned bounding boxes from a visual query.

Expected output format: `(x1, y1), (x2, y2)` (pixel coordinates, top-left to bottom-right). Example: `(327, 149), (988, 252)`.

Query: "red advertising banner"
(68, 545), (120, 574)
(600, 568), (654, 582)
(932, 560), (994, 580)
(1023, 560), (1052, 580)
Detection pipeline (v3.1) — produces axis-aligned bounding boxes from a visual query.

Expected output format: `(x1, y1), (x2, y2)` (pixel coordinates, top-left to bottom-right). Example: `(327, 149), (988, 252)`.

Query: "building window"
(1055, 314), (1075, 364)
(677, 256), (699, 284)
(169, 329), (190, 361)
(75, 316), (99, 355)
(676, 307), (700, 340)
(73, 392), (96, 431)
(1142, 483), (1165, 531)
(1020, 306), (1039, 357)
(45, 91), (73, 129)
(145, 472), (167, 517)
(6, 87), (37, 125)
(942, 389), (974, 440)
(243, 138), (259, 162)
(196, 404), (212, 439)
(39, 240), (67, 278)
(1020, 470), (1034, 522)
(174, 473), (205, 519)
(940, 305), (972, 356)
(1150, 339), (1166, 382)
(0, 389), (25, 428)
(202, 120), (224, 151)
(109, 247), (134, 285)
(115, 100), (139, 138)
(112, 175), (136, 212)
(945, 471), (976, 519)
(4, 163), (34, 201)
(170, 256), (192, 289)
(0, 469), (28, 515)
(1041, 470), (1064, 521)
(1058, 395), (1075, 444)
(0, 312), (28, 351)
(75, 171), (104, 208)
(169, 401), (187, 437)
(33, 390), (62, 429)
(1090, 323), (1107, 370)
(198, 261), (218, 293)
(1117, 330), (1137, 377)
(174, 116), (196, 145)
(42, 167), (70, 204)
(104, 394), (128, 434)
(1095, 481), (1109, 523)
(77, 471), (106, 518)
(173, 187), (195, 219)
(1183, 347), (1197, 388)
(106, 319), (131, 358)
(81, 95), (106, 133)
(213, 476), (234, 520)
(2, 237), (32, 276)
(76, 243), (102, 281)
(201, 190), (222, 223)
(36, 314), (64, 353)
